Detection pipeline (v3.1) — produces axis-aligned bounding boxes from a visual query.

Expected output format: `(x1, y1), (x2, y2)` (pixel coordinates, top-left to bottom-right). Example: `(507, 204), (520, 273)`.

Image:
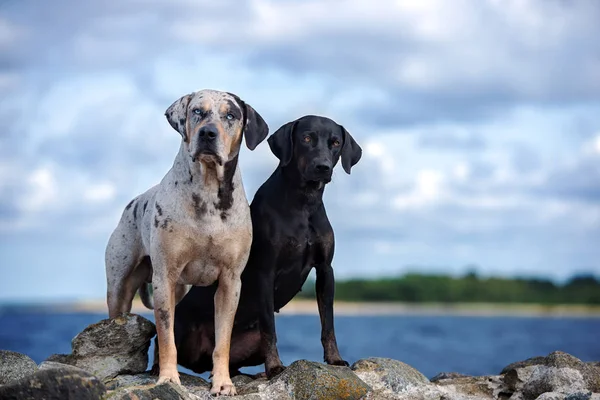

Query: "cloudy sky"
(1, 0), (599, 302)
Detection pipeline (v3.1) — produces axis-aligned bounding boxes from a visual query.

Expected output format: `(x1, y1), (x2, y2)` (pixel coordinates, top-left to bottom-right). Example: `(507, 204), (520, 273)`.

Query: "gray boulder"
(536, 392), (599, 400)
(263, 359), (371, 400)
(104, 381), (194, 400)
(434, 375), (509, 400)
(0, 350), (38, 384)
(501, 357), (547, 374)
(351, 357), (430, 394)
(430, 372), (471, 382)
(105, 371), (209, 398)
(46, 313), (156, 381)
(352, 358), (511, 400)
(233, 375), (268, 396)
(39, 360), (91, 373)
(502, 351), (600, 400)
(0, 366), (106, 400)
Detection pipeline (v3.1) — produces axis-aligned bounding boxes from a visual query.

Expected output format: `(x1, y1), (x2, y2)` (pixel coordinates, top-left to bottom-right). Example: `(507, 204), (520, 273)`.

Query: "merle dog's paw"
(266, 365), (286, 379)
(328, 359), (350, 367)
(148, 363), (160, 376)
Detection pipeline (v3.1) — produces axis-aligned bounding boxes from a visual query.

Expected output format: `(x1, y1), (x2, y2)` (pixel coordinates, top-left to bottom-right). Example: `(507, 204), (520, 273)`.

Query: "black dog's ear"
(268, 120), (296, 166)
(242, 103), (269, 150)
(340, 125), (362, 174)
(165, 94), (192, 141)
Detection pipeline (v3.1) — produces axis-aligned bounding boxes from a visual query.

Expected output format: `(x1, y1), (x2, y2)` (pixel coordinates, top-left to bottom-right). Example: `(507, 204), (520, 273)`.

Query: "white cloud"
(21, 167), (58, 213)
(83, 182), (116, 203)
(453, 163), (470, 181)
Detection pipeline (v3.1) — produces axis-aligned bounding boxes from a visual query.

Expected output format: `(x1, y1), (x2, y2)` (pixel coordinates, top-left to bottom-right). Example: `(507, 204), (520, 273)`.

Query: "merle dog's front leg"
(316, 263), (348, 366)
(257, 267), (285, 378)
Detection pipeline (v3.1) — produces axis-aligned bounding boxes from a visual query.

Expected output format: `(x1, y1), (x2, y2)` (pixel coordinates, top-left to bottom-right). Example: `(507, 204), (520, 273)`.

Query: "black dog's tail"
(138, 283), (154, 310)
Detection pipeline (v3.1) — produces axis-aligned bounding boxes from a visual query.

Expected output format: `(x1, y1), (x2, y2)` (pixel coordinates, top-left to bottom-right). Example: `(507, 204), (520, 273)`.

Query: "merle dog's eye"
(193, 109), (203, 116)
(226, 113), (235, 120)
(332, 139), (341, 147)
(304, 136), (311, 143)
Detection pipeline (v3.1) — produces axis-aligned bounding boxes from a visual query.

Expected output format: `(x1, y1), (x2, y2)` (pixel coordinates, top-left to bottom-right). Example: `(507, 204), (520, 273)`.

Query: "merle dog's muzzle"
(192, 124), (222, 164)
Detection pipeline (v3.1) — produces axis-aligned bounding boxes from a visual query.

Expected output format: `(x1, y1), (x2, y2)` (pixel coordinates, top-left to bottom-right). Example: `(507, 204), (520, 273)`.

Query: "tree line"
(297, 272), (600, 305)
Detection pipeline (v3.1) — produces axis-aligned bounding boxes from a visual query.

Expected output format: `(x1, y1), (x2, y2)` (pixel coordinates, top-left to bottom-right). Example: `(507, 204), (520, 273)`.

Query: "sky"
(0, 0), (599, 302)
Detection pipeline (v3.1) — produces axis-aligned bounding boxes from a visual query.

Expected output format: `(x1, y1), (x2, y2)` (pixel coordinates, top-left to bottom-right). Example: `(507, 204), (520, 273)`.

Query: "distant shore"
(4, 299), (600, 318)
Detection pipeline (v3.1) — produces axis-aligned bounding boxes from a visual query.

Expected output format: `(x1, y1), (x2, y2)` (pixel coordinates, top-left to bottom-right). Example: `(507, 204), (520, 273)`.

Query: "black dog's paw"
(266, 365), (286, 379)
(250, 372), (268, 380)
(148, 363), (160, 376)
(328, 359), (350, 367)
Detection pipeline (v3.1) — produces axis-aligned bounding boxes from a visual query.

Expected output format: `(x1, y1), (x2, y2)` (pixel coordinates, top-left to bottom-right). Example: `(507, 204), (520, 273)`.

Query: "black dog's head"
(267, 115), (362, 183)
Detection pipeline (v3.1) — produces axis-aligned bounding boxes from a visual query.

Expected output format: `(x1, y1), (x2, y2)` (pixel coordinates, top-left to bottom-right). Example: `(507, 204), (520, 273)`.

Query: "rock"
(104, 372), (157, 390)
(104, 381), (194, 400)
(231, 373), (255, 387)
(263, 359), (371, 400)
(523, 366), (587, 399)
(235, 376), (268, 396)
(351, 357), (430, 394)
(501, 357), (547, 374)
(535, 393), (567, 400)
(567, 393), (600, 400)
(233, 395), (262, 400)
(39, 360), (90, 373)
(435, 375), (509, 400)
(0, 366), (106, 400)
(537, 392), (600, 400)
(543, 352), (600, 391)
(46, 313), (156, 381)
(0, 350), (38, 384)
(431, 372), (471, 382)
(502, 351), (600, 399)
(503, 366), (536, 394)
(105, 371), (209, 398)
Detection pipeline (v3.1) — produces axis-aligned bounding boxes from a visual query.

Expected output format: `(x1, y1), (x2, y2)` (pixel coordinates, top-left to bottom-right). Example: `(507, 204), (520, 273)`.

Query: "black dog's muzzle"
(308, 159), (333, 182)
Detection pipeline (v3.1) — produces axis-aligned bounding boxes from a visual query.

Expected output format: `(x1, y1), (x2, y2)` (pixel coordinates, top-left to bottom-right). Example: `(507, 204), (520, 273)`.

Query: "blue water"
(1, 310), (599, 379)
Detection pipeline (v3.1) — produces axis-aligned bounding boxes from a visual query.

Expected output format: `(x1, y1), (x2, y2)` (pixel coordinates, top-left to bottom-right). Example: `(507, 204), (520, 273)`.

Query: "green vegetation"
(297, 272), (600, 305)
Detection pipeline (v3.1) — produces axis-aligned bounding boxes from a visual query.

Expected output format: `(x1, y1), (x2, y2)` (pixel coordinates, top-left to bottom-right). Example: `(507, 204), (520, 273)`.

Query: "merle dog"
(165, 115), (362, 378)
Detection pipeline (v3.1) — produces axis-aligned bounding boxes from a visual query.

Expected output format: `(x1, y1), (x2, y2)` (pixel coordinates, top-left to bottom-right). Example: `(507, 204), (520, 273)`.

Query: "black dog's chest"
(279, 221), (317, 267)
(273, 227), (317, 305)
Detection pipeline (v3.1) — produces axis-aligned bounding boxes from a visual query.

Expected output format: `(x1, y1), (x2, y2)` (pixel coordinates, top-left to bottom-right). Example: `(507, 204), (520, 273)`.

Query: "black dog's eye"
(303, 136), (311, 143)
(332, 139), (341, 147)
(192, 109), (203, 116)
(226, 113), (235, 121)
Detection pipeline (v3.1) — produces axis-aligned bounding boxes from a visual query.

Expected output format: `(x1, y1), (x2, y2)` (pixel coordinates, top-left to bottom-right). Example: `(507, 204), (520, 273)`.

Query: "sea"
(1, 309), (599, 379)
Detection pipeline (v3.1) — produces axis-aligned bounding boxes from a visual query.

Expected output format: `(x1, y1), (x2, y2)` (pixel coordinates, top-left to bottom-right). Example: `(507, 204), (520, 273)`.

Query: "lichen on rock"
(0, 349), (38, 385)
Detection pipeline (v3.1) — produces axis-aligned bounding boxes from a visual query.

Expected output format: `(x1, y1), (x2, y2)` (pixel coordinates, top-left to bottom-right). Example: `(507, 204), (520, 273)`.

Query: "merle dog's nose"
(199, 126), (218, 141)
(316, 163), (331, 173)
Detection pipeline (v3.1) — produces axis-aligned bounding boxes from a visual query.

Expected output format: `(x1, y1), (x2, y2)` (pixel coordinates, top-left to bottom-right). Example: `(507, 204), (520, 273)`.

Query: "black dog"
(166, 115), (362, 378)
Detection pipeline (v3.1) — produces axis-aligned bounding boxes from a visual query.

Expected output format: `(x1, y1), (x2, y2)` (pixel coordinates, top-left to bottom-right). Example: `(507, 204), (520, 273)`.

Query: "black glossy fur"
(166, 115), (362, 378)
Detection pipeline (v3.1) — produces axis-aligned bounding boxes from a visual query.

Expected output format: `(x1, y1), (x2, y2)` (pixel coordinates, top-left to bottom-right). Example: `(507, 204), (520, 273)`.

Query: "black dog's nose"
(199, 126), (218, 140)
(316, 164), (331, 173)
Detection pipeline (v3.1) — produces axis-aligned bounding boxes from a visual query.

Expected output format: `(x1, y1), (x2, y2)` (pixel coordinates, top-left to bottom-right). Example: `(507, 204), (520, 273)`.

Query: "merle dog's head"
(165, 89), (268, 168)
(267, 115), (362, 184)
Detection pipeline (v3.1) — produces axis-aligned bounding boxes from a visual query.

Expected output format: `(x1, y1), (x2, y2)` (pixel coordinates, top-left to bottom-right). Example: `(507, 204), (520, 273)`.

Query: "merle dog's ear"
(165, 94), (192, 141)
(242, 103), (269, 150)
(340, 125), (362, 174)
(268, 120), (296, 166)
(227, 93), (269, 150)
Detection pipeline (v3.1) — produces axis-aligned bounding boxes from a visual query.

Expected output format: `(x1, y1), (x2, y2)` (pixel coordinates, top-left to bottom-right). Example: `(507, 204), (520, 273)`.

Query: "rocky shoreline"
(0, 313), (598, 400)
